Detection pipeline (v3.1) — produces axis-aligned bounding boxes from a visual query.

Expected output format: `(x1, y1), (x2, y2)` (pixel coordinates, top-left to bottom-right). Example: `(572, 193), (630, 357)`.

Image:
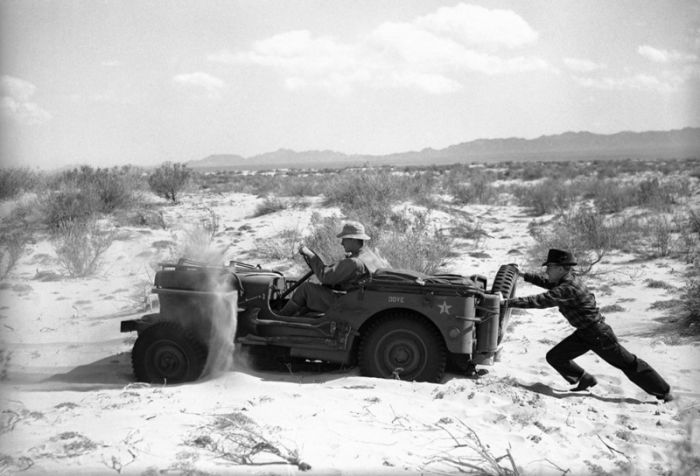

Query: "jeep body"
(120, 261), (518, 384)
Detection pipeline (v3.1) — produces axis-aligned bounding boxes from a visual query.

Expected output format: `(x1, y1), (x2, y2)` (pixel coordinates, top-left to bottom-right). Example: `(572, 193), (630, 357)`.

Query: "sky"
(1, 0), (699, 169)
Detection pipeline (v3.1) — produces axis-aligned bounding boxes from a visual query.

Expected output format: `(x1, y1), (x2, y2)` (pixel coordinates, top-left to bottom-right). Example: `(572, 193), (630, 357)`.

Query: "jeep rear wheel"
(132, 322), (208, 384)
(491, 264), (519, 345)
(359, 313), (446, 383)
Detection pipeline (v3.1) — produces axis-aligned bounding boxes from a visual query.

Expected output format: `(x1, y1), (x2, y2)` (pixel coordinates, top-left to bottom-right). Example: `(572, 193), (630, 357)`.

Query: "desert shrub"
(645, 279), (675, 290)
(176, 226), (226, 265)
(634, 177), (690, 211)
(42, 189), (100, 229)
(256, 228), (303, 261)
(688, 209), (700, 234)
(375, 224), (451, 274)
(321, 170), (407, 227)
(527, 206), (624, 274)
(173, 210), (229, 265)
(0, 168), (41, 200)
(587, 179), (637, 214)
(115, 207), (167, 229)
(680, 269), (700, 336)
(148, 162), (191, 202)
(646, 215), (674, 257)
(0, 230), (27, 279)
(512, 178), (576, 215)
(279, 177), (315, 197)
(53, 220), (114, 277)
(89, 168), (136, 212)
(51, 166), (140, 213)
(449, 170), (500, 205)
(253, 196), (287, 217)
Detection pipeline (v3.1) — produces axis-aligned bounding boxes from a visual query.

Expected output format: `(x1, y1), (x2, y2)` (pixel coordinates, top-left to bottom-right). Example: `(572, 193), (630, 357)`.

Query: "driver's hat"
(337, 221), (371, 240)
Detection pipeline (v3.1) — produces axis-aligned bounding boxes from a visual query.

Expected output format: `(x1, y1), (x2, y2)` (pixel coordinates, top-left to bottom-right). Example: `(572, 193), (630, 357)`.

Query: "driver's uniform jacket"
(506, 272), (604, 329)
(307, 247), (388, 291)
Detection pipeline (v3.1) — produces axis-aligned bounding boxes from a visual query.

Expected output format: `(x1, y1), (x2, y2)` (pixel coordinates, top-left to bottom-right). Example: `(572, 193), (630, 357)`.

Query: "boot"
(571, 372), (597, 391)
(657, 391), (675, 402)
(278, 300), (301, 316)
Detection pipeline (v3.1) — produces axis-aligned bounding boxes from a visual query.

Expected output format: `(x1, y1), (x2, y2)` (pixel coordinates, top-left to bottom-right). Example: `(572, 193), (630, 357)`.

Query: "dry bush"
(42, 188), (100, 230)
(0, 230), (27, 279)
(252, 196), (288, 217)
(527, 206), (624, 274)
(187, 412), (310, 471)
(449, 172), (500, 205)
(646, 215), (674, 257)
(53, 220), (115, 277)
(588, 179), (638, 214)
(426, 420), (520, 475)
(374, 211), (452, 274)
(320, 169), (415, 227)
(689, 209), (700, 234)
(256, 228), (303, 261)
(148, 162), (191, 202)
(680, 261), (700, 336)
(41, 166), (143, 230)
(635, 176), (687, 211)
(175, 211), (229, 265)
(0, 167), (41, 200)
(50, 166), (140, 212)
(512, 178), (577, 216)
(376, 227), (451, 274)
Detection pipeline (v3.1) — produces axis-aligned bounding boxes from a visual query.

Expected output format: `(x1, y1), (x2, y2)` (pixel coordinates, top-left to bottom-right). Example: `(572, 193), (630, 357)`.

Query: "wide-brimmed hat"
(337, 221), (370, 240)
(542, 248), (577, 266)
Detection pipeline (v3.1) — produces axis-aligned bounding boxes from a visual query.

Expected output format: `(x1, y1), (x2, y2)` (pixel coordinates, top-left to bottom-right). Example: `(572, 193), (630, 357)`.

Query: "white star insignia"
(438, 301), (452, 314)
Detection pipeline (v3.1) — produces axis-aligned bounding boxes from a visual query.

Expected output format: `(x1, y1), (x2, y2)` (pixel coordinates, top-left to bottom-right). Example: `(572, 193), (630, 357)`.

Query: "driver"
(278, 221), (389, 316)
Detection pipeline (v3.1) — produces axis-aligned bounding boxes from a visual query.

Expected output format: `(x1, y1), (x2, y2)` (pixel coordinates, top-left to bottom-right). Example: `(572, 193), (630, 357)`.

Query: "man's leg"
(279, 283), (336, 316)
(588, 324), (671, 398)
(546, 331), (592, 384)
(278, 282), (308, 316)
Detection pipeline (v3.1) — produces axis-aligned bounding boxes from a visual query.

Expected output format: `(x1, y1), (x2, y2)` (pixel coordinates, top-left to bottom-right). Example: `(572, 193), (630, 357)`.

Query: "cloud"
(571, 72), (683, 93)
(172, 72), (225, 99)
(415, 3), (538, 49)
(0, 75), (52, 125)
(638, 45), (698, 64)
(563, 57), (605, 73)
(210, 3), (549, 95)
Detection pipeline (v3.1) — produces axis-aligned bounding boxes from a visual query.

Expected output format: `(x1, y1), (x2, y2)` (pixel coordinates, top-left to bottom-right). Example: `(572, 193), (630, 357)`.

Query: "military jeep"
(120, 255), (518, 384)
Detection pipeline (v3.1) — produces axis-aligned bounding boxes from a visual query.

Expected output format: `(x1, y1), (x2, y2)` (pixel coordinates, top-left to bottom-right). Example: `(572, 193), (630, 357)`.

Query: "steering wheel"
(279, 247), (317, 300)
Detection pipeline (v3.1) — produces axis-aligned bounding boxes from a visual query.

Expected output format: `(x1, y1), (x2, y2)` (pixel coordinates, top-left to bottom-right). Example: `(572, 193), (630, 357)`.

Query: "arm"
(522, 272), (555, 289)
(507, 281), (576, 309)
(307, 254), (359, 287)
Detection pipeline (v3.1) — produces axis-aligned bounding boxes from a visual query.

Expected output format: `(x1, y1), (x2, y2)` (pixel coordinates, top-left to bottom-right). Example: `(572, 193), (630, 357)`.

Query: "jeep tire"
(132, 321), (208, 383)
(491, 264), (519, 345)
(359, 313), (446, 383)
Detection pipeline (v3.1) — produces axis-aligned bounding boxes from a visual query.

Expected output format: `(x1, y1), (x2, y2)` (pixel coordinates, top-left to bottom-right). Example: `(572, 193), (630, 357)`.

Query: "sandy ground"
(1, 190), (698, 475)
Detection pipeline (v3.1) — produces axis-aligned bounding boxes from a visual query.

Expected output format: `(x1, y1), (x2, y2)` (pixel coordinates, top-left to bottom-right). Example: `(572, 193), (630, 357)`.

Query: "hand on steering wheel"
(280, 245), (316, 300)
(298, 245), (314, 266)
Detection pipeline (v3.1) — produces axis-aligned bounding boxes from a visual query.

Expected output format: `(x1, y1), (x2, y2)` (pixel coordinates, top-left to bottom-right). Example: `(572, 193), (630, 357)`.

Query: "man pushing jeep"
(279, 221), (389, 316)
(502, 249), (674, 402)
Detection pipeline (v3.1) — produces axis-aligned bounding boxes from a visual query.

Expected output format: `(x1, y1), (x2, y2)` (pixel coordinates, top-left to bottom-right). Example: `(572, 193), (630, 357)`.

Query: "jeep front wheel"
(359, 313), (446, 383)
(132, 322), (208, 384)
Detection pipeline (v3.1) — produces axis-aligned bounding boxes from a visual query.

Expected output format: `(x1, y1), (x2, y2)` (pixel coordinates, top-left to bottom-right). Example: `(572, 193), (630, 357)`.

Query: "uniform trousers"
(545, 321), (670, 397)
(289, 282), (338, 313)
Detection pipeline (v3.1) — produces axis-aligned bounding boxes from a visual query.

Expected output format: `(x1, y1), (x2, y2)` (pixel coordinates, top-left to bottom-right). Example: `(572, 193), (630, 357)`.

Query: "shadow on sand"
(516, 381), (655, 405)
(35, 352), (134, 391)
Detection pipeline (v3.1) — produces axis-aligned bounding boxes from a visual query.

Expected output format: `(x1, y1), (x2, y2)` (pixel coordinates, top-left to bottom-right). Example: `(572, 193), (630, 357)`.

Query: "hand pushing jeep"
(120, 221), (518, 384)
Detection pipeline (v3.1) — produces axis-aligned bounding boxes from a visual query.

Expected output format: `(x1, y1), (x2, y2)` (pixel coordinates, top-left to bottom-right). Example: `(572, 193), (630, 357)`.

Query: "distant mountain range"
(188, 127), (700, 171)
